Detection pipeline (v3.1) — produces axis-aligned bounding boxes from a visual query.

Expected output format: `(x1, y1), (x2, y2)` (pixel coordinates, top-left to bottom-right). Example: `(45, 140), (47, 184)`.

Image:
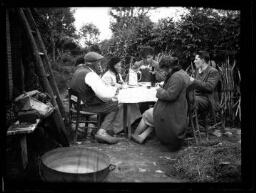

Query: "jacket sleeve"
(192, 69), (219, 93)
(85, 72), (117, 101)
(155, 68), (166, 82)
(156, 74), (183, 102)
(152, 60), (165, 82)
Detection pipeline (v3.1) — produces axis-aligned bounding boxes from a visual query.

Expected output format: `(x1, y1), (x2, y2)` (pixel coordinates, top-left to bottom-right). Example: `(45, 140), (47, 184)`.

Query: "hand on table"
(155, 81), (164, 88)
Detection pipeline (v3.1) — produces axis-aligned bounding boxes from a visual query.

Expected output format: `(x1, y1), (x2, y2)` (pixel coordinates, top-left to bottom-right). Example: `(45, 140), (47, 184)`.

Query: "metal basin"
(39, 146), (115, 182)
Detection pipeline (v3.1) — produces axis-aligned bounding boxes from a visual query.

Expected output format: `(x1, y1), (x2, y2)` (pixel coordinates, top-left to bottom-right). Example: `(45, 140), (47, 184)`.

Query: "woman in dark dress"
(132, 56), (190, 151)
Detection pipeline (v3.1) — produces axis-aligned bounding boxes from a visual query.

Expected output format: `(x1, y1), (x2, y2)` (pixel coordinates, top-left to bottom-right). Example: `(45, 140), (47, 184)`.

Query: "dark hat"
(84, 52), (104, 62)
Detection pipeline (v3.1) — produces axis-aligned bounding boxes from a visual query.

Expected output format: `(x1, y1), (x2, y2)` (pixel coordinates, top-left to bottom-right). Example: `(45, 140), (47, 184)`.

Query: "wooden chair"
(68, 88), (102, 143)
(186, 89), (203, 145)
(186, 88), (225, 145)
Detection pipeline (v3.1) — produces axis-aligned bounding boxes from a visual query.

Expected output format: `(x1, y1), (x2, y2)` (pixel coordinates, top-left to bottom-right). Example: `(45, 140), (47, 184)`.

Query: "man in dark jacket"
(69, 52), (120, 144)
(189, 51), (220, 113)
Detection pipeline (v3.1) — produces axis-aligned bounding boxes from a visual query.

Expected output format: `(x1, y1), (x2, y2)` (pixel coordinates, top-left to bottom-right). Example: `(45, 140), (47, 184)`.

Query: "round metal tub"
(39, 146), (115, 182)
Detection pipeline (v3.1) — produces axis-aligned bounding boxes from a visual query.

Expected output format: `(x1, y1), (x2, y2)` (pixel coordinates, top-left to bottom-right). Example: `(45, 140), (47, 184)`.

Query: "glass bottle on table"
(151, 66), (156, 87)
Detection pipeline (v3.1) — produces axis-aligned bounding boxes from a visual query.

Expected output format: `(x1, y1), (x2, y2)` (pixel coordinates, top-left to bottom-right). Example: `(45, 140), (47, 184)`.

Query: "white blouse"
(101, 70), (124, 87)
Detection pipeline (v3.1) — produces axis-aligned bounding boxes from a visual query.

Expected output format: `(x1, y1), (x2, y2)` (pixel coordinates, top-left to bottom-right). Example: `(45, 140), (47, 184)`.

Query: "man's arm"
(132, 60), (143, 70)
(191, 69), (219, 93)
(85, 72), (117, 101)
(152, 60), (166, 82)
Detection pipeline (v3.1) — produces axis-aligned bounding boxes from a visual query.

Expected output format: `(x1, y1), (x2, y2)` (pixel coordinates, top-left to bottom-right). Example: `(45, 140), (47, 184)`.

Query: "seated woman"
(102, 56), (141, 135)
(131, 56), (190, 152)
(102, 56), (124, 87)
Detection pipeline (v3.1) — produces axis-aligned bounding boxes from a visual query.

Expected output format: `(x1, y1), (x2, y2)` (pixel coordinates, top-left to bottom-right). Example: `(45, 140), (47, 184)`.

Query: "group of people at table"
(69, 46), (220, 152)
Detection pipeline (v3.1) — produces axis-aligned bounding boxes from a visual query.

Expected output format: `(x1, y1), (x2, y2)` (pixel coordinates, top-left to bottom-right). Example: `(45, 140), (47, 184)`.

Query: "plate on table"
(128, 85), (138, 88)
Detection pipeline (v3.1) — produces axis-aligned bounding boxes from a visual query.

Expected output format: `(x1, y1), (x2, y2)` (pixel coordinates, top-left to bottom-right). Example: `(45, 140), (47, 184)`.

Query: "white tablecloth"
(117, 86), (158, 103)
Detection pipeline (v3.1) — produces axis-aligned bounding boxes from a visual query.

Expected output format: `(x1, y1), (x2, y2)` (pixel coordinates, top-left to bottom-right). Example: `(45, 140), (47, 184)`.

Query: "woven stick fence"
(219, 57), (241, 125)
(184, 57), (241, 126)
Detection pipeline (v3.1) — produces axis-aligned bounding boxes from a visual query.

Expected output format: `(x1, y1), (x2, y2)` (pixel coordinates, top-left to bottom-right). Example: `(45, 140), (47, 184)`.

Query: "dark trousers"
(82, 101), (119, 131)
(195, 95), (210, 113)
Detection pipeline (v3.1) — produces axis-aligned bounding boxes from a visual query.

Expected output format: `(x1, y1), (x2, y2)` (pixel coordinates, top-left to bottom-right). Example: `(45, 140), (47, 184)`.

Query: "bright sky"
(71, 7), (188, 47)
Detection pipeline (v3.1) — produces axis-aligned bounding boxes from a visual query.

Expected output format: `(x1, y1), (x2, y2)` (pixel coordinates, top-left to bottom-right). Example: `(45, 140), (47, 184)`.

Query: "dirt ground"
(5, 90), (241, 185)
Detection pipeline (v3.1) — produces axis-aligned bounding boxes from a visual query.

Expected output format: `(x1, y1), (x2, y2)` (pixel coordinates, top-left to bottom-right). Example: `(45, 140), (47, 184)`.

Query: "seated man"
(188, 51), (220, 115)
(69, 52), (120, 144)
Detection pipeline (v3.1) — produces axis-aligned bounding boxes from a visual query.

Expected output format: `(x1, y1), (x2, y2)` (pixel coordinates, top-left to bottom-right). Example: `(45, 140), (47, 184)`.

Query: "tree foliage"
(34, 8), (78, 62)
(107, 7), (155, 61)
(79, 23), (100, 47)
(104, 7), (240, 69)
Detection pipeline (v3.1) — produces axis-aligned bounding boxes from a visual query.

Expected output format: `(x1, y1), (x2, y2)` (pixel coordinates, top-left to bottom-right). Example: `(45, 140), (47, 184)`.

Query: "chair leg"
(202, 114), (209, 141)
(97, 114), (101, 132)
(73, 114), (80, 143)
(189, 112), (199, 145)
(194, 110), (202, 143)
(69, 112), (72, 136)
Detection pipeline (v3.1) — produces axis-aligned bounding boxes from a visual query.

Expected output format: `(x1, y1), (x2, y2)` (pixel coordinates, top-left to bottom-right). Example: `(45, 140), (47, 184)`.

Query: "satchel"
(15, 90), (54, 118)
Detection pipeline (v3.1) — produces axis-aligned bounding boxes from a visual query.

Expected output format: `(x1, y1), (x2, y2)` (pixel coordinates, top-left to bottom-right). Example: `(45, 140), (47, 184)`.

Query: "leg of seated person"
(132, 108), (154, 144)
(195, 95), (210, 113)
(134, 117), (148, 135)
(82, 101), (119, 144)
(111, 103), (142, 134)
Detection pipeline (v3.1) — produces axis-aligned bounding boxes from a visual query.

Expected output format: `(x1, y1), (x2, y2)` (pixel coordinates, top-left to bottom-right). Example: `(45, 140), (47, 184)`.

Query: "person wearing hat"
(101, 56), (142, 135)
(69, 52), (121, 144)
(131, 56), (190, 152)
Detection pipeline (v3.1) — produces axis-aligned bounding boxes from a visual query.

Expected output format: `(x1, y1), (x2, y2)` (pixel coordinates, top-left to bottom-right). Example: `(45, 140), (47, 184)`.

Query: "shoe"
(95, 129), (118, 144)
(131, 134), (144, 144)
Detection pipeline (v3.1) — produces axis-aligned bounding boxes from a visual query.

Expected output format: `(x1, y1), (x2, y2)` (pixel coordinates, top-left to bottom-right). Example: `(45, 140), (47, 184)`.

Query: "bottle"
(151, 67), (156, 87)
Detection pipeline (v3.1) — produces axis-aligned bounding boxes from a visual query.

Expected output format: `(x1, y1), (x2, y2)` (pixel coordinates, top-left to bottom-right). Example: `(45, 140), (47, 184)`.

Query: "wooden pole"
(25, 8), (69, 127)
(16, 8), (69, 146)
(20, 135), (28, 169)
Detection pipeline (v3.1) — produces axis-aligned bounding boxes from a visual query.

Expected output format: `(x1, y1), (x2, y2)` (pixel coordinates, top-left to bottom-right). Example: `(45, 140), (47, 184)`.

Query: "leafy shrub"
(52, 62), (75, 92)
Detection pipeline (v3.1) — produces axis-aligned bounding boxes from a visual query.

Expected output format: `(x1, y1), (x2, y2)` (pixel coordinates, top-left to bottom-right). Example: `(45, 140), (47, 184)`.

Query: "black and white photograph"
(3, 2), (254, 192)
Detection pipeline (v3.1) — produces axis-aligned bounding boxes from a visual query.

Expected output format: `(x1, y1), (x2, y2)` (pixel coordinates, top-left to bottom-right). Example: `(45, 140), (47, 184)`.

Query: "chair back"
(68, 88), (82, 114)
(186, 87), (196, 113)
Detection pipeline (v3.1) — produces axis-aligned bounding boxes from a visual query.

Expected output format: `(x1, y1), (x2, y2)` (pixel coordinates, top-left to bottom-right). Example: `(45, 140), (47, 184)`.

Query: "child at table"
(102, 56), (141, 135)
(132, 56), (190, 152)
(133, 46), (165, 82)
(132, 46), (166, 114)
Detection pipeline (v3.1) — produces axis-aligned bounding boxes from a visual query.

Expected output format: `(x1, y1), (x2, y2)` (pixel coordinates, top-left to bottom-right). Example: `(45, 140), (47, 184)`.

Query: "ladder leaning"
(16, 8), (69, 147)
